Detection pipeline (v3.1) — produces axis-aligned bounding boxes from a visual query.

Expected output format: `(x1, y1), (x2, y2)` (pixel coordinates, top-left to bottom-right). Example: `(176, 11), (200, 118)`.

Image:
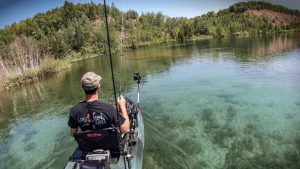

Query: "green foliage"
(0, 0), (299, 89)
(49, 32), (69, 59)
(178, 19), (193, 42)
(214, 26), (225, 38)
(87, 3), (97, 20)
(0, 0), (299, 62)
(126, 10), (138, 20)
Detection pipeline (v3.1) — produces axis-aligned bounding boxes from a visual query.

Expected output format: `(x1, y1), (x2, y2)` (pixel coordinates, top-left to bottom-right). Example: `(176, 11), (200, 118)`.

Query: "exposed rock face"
(245, 9), (300, 26)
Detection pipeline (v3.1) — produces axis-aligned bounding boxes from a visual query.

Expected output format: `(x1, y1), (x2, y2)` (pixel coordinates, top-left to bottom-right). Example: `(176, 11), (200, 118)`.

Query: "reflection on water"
(0, 35), (300, 169)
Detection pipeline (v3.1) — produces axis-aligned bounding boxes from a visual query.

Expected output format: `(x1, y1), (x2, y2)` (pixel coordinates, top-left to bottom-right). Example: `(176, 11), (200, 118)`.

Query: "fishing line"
(119, 0), (125, 96)
(119, 1), (129, 169)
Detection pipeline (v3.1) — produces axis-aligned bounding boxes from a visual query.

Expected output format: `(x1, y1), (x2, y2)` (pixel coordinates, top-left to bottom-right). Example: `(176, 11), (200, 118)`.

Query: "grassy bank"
(0, 34), (214, 90)
(191, 35), (214, 41)
(2, 58), (69, 90)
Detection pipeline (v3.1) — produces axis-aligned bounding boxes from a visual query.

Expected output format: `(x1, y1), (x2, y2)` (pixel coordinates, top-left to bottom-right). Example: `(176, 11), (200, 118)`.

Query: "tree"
(214, 26), (225, 37)
(154, 12), (164, 27)
(178, 20), (192, 42)
(87, 4), (97, 20)
(126, 10), (138, 20)
(49, 33), (69, 59)
(63, 1), (79, 26)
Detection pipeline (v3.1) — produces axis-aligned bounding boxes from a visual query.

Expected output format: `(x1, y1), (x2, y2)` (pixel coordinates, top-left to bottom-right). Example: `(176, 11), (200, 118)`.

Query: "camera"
(133, 72), (141, 84)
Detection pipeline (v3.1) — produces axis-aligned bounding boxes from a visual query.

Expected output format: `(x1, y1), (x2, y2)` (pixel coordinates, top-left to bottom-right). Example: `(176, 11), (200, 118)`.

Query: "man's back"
(68, 100), (123, 131)
(68, 72), (129, 137)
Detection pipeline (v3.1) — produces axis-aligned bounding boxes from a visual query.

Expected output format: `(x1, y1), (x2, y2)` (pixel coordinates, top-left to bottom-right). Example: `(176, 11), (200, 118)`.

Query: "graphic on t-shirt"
(78, 112), (107, 128)
(93, 112), (106, 126)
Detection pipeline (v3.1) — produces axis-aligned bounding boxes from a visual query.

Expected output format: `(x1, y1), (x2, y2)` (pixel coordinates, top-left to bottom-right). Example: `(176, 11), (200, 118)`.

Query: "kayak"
(64, 99), (144, 169)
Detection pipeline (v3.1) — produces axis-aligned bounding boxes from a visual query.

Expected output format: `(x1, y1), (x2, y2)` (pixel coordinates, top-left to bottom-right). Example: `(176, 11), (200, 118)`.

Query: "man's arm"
(68, 108), (79, 137)
(118, 96), (130, 134)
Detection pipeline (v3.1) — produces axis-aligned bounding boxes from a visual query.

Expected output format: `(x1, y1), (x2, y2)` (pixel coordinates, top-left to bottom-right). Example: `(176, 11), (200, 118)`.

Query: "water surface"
(0, 35), (300, 169)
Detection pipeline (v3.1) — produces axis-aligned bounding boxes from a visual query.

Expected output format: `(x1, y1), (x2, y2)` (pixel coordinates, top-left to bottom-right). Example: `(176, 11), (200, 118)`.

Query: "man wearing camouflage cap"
(68, 72), (130, 136)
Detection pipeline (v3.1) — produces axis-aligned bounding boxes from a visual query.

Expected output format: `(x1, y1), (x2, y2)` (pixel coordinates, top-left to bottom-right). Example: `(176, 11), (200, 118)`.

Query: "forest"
(0, 1), (299, 88)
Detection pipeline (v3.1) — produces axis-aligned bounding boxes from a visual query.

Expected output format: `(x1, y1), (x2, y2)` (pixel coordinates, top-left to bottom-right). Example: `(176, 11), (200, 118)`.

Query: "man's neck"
(85, 94), (99, 102)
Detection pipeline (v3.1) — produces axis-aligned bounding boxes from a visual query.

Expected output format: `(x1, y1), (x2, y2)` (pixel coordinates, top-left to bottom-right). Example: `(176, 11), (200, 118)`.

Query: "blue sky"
(0, 0), (300, 29)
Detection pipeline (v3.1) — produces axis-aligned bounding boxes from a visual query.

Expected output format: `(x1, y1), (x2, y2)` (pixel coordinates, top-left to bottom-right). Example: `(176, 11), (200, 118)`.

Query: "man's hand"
(117, 95), (130, 134)
(70, 128), (78, 137)
(117, 95), (126, 110)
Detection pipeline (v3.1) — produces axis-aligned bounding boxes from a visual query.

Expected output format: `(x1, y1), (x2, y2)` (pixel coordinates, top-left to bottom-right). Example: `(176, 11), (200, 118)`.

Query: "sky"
(0, 0), (300, 29)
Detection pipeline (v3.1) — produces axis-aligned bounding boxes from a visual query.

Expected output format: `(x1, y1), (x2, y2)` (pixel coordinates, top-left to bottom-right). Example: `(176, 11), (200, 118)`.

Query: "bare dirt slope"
(246, 9), (300, 26)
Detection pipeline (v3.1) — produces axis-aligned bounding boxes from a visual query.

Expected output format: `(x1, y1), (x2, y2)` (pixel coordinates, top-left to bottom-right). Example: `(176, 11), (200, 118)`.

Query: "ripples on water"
(0, 35), (300, 169)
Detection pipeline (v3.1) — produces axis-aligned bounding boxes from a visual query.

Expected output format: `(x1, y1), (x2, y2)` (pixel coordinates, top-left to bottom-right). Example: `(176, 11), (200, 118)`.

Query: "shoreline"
(1, 32), (299, 91)
(0, 35), (212, 91)
(69, 54), (100, 63)
(1, 59), (70, 91)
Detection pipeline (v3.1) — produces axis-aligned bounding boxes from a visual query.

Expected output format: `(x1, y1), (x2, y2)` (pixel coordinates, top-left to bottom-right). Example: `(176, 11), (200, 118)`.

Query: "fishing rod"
(103, 1), (129, 169)
(103, 0), (144, 167)
(103, 0), (120, 127)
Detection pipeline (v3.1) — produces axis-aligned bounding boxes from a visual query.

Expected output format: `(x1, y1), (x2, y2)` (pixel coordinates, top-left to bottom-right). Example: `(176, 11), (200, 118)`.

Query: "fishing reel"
(124, 97), (139, 116)
(124, 96), (139, 147)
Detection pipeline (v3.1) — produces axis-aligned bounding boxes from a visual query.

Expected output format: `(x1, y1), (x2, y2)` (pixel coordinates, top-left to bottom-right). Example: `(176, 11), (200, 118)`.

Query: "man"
(68, 72), (130, 136)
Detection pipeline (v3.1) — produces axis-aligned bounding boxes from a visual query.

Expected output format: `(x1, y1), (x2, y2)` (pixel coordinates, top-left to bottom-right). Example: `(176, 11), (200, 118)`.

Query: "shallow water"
(0, 35), (300, 169)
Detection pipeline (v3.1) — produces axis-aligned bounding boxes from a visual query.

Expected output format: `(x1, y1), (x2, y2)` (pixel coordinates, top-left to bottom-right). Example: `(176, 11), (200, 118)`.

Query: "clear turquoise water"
(0, 35), (299, 168)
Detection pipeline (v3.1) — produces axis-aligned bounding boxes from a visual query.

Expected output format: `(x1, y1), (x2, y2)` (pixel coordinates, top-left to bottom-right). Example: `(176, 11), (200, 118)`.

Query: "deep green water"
(0, 35), (300, 169)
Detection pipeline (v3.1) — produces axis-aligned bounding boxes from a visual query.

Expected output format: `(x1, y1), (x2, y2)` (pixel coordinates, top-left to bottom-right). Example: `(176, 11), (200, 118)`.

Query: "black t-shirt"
(68, 100), (125, 131)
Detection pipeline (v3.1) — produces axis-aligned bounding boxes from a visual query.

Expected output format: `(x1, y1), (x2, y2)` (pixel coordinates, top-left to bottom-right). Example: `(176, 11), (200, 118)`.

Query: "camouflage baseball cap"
(81, 72), (102, 92)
